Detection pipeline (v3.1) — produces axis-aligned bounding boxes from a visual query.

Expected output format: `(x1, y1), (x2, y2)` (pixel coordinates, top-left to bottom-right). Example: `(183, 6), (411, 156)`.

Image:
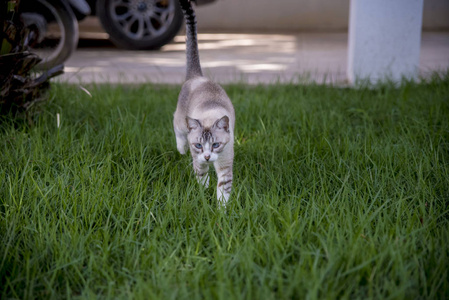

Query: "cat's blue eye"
(212, 143), (220, 149)
(195, 143), (202, 149)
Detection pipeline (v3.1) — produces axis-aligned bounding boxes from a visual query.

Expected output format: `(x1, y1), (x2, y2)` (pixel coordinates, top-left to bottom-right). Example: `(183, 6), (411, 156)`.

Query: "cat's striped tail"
(178, 0), (203, 80)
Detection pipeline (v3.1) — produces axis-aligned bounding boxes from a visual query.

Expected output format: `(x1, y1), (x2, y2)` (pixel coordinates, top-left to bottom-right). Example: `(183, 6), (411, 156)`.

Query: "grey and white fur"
(173, 0), (235, 206)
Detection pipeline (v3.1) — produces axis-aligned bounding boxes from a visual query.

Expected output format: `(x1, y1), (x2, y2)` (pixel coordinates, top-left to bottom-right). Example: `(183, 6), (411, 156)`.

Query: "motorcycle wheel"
(96, 0), (183, 50)
(25, 0), (79, 70)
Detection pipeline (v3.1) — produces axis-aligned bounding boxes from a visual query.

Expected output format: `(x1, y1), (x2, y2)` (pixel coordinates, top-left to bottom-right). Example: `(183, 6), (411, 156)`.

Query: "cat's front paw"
(217, 189), (230, 207)
(177, 146), (186, 155)
(197, 173), (210, 188)
(175, 134), (187, 154)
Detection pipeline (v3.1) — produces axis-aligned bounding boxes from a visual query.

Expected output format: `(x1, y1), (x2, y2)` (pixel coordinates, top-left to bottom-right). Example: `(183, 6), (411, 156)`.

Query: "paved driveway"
(60, 32), (449, 85)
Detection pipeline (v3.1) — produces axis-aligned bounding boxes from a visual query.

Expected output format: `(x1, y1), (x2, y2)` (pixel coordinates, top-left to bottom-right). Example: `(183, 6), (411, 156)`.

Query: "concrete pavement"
(59, 31), (449, 85)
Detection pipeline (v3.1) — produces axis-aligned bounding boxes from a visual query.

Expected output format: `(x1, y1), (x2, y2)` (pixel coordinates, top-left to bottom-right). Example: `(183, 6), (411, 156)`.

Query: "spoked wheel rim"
(109, 0), (177, 41)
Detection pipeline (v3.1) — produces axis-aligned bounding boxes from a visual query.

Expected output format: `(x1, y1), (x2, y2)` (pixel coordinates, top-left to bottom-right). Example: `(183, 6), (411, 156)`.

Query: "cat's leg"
(174, 129), (188, 155)
(193, 159), (210, 188)
(214, 160), (233, 206)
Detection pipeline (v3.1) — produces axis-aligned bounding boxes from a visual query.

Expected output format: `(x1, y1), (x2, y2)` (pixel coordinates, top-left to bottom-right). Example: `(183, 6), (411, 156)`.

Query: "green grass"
(1, 75), (449, 299)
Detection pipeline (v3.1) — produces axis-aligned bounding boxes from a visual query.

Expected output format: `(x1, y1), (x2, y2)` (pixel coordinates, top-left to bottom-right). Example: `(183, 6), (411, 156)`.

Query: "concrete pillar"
(347, 0), (424, 84)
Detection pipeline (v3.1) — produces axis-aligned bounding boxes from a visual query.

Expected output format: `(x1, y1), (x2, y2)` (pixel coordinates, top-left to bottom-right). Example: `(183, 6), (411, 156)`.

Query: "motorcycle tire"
(96, 0), (183, 50)
(30, 0), (79, 70)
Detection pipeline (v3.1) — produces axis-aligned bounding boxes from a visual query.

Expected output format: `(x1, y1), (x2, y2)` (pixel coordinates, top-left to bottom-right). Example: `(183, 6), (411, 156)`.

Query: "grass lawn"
(1, 75), (448, 299)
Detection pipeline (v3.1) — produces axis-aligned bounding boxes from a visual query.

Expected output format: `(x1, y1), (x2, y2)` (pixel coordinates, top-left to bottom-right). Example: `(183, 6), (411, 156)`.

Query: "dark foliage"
(0, 0), (63, 121)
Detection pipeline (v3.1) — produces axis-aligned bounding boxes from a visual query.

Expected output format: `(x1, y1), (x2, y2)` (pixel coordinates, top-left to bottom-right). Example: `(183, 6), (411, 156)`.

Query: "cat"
(173, 0), (235, 206)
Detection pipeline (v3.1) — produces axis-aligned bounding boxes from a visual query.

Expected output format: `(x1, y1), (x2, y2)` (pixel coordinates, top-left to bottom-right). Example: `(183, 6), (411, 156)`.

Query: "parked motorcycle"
(20, 0), (90, 70)
(19, 0), (216, 69)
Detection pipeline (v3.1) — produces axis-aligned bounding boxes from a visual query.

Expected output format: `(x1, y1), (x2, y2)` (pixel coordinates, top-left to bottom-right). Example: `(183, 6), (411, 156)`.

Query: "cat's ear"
(186, 117), (202, 132)
(213, 116), (229, 132)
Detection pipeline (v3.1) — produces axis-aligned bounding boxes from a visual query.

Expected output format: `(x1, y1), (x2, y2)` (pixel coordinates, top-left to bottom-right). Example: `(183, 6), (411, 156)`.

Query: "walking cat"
(173, 0), (235, 206)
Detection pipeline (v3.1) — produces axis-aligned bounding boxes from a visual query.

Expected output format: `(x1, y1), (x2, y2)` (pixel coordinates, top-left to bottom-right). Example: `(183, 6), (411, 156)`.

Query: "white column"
(347, 0), (424, 84)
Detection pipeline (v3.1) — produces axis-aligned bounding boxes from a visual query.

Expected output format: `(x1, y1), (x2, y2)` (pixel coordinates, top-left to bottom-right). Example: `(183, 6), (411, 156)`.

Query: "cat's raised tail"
(178, 0), (203, 80)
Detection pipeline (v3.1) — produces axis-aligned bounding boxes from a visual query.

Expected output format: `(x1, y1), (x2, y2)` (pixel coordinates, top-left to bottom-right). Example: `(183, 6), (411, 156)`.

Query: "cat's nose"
(204, 154), (210, 161)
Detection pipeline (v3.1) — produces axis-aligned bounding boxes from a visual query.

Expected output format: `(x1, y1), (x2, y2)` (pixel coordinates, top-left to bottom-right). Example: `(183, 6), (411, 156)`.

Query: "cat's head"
(186, 116), (230, 163)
